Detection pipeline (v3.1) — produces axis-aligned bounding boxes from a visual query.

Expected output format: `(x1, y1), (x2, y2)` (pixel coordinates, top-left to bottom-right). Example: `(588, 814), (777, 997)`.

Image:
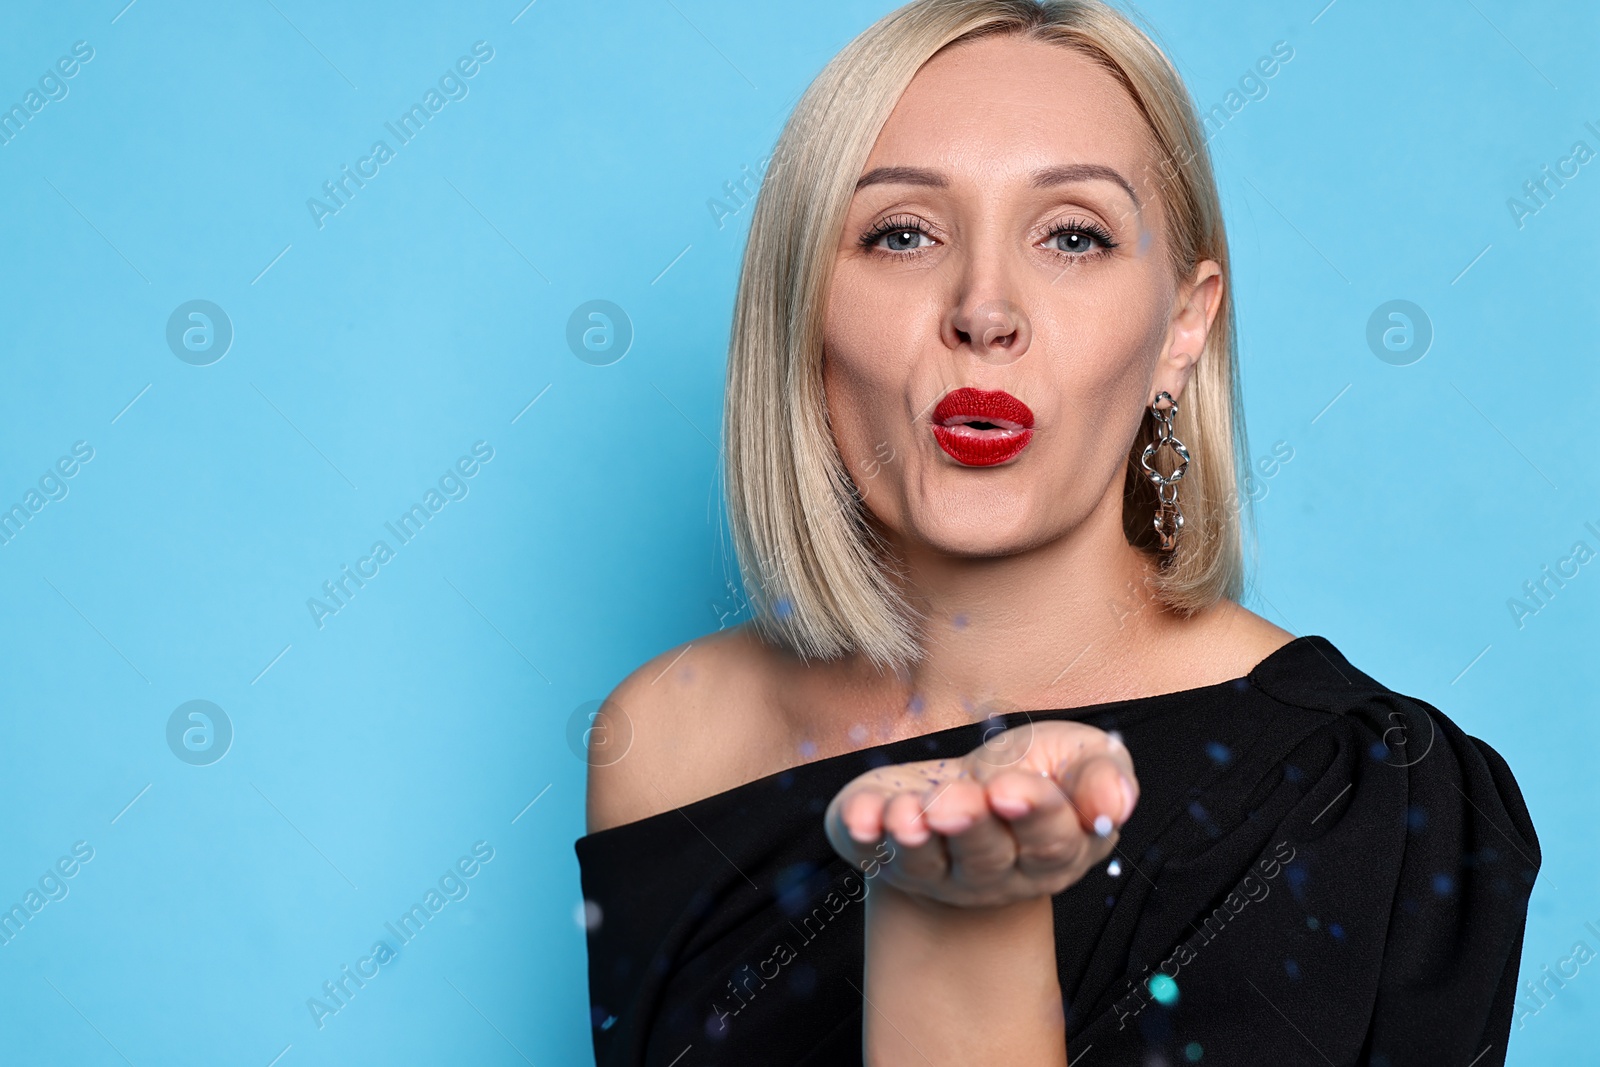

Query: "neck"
(870, 487), (1210, 723)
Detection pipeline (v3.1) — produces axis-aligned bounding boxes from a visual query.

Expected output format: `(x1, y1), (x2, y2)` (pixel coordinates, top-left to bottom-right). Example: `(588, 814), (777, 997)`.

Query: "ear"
(1151, 260), (1224, 403)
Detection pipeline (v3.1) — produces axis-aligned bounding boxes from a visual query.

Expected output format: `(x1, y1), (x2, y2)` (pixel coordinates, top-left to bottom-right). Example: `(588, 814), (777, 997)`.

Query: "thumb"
(1052, 751), (1138, 836)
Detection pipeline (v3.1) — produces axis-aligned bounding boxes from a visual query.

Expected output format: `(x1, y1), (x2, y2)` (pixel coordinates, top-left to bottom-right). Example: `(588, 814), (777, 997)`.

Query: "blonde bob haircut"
(723, 0), (1250, 669)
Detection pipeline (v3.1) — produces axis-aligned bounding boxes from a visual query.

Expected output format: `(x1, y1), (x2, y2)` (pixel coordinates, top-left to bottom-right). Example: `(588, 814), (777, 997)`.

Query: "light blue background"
(0, 1), (1593, 1063)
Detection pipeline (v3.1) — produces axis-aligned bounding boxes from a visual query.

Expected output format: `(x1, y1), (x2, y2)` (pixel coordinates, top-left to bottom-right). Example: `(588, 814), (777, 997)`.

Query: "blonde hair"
(723, 0), (1249, 669)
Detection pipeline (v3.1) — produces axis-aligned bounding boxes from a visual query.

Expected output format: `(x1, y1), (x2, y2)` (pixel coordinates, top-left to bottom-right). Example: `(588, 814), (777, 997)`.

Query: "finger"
(884, 790), (933, 848)
(1100, 729), (1138, 791)
(985, 766), (1067, 821)
(840, 789), (890, 844)
(883, 791), (948, 881)
(1057, 753), (1137, 838)
(987, 769), (1092, 878)
(921, 775), (990, 834)
(936, 779), (1017, 884)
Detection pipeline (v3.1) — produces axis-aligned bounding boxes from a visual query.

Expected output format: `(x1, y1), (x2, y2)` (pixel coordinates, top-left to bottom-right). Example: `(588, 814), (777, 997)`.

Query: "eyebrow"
(855, 162), (1140, 206)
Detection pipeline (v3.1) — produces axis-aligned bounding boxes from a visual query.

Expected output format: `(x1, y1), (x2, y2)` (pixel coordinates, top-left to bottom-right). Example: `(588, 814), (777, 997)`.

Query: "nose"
(941, 295), (1032, 367)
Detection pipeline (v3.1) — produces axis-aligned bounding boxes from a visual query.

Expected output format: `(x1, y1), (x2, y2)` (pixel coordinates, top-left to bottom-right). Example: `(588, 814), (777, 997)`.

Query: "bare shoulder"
(584, 623), (785, 835)
(1195, 601), (1298, 674)
(1164, 601), (1299, 684)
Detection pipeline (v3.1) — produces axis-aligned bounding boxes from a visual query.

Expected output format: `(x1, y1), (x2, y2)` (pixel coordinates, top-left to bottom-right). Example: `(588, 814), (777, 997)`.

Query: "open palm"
(823, 720), (1138, 908)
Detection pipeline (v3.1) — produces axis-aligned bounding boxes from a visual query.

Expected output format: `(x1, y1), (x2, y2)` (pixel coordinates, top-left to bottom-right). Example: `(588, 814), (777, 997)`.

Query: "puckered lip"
(931, 387), (1035, 430)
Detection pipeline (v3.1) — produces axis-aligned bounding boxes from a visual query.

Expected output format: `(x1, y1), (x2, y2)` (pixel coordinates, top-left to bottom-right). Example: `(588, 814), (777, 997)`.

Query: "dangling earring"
(1139, 391), (1189, 552)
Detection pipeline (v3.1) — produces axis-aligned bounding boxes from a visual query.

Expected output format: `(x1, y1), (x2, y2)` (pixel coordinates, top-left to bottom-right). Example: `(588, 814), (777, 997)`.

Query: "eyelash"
(1042, 217), (1118, 257)
(857, 214), (1119, 258)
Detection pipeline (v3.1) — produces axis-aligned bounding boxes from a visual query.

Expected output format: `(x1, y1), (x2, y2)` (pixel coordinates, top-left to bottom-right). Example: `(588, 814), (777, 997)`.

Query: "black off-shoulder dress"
(574, 635), (1540, 1066)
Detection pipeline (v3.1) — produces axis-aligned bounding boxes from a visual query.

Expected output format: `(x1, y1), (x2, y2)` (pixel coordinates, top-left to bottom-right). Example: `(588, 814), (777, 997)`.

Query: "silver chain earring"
(1139, 391), (1190, 552)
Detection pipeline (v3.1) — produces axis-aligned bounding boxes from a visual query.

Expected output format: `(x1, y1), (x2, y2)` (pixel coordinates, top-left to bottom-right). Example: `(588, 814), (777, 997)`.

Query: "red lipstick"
(931, 388), (1035, 467)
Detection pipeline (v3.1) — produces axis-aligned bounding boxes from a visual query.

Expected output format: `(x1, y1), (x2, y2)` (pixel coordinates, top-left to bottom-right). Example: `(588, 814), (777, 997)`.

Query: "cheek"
(1059, 267), (1168, 356)
(821, 272), (917, 473)
(1026, 275), (1173, 479)
(1039, 280), (1166, 403)
(821, 341), (883, 480)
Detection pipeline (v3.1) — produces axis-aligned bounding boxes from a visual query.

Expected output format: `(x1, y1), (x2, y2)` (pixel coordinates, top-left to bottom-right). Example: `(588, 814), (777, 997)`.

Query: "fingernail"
(1117, 774), (1137, 824)
(934, 814), (973, 834)
(994, 796), (1028, 818)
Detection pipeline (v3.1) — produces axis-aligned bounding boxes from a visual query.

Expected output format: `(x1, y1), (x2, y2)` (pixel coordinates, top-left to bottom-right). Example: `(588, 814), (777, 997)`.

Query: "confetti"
(1148, 973), (1179, 1006)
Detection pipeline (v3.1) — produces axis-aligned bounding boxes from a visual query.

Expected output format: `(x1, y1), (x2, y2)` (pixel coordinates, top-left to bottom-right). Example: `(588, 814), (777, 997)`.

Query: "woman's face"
(823, 34), (1221, 559)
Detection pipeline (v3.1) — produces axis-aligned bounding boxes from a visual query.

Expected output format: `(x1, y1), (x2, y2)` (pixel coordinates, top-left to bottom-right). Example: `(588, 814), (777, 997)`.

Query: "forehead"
(863, 34), (1157, 192)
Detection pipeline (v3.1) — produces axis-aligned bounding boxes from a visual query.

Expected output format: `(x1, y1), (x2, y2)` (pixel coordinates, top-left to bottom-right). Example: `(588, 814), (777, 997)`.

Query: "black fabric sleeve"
(1357, 709), (1541, 1066)
(1065, 682), (1540, 1067)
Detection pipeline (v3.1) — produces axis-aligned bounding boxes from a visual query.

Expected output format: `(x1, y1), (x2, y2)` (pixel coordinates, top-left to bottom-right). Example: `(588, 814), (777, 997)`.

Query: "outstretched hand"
(823, 720), (1138, 909)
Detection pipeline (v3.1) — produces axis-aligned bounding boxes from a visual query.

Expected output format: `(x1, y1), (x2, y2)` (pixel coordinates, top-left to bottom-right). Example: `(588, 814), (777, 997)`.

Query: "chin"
(894, 484), (1051, 558)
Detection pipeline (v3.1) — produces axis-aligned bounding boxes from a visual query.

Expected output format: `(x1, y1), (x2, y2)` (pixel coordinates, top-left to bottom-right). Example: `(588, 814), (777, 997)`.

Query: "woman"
(575, 1), (1539, 1064)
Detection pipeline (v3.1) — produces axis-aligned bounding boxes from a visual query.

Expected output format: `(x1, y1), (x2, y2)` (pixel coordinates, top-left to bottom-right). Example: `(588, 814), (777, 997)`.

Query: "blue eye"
(882, 228), (930, 252)
(861, 215), (938, 254)
(1046, 220), (1117, 255)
